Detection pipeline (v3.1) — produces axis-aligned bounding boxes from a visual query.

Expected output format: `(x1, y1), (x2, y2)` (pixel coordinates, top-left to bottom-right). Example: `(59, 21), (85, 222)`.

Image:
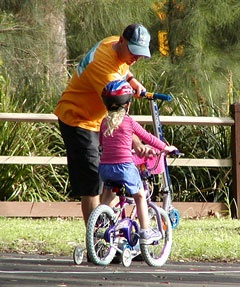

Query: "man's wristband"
(127, 76), (134, 83)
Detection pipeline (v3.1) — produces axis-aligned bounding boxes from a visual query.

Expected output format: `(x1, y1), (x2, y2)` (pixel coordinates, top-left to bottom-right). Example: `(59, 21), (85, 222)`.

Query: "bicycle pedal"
(113, 207), (121, 212)
(125, 197), (135, 204)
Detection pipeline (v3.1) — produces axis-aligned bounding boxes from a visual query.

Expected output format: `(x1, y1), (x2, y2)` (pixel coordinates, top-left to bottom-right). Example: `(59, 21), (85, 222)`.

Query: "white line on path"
(0, 270), (240, 275)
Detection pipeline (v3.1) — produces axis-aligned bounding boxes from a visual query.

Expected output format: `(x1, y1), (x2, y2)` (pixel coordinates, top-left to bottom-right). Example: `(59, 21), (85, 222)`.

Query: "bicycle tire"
(140, 204), (172, 267)
(86, 204), (117, 266)
(73, 245), (84, 265)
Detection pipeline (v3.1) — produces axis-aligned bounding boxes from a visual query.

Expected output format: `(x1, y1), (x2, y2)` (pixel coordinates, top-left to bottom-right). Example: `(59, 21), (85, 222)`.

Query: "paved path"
(0, 253), (240, 286)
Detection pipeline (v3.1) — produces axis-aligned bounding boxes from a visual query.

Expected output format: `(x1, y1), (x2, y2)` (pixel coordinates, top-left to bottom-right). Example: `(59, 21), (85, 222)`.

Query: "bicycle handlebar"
(140, 91), (172, 102)
(170, 149), (185, 157)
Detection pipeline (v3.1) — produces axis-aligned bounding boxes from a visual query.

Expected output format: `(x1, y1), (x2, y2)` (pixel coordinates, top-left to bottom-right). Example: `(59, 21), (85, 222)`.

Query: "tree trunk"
(43, 0), (68, 82)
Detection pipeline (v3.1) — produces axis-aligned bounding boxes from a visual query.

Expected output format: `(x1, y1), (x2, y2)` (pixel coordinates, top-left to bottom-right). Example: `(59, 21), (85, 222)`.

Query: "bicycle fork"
(149, 99), (180, 228)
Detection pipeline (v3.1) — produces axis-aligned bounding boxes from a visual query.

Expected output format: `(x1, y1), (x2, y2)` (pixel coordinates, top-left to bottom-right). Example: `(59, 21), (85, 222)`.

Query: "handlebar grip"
(170, 149), (185, 157)
(140, 92), (172, 102)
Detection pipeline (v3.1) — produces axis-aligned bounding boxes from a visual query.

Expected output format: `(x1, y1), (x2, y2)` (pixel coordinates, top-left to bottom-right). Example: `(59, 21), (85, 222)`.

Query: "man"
(54, 23), (152, 226)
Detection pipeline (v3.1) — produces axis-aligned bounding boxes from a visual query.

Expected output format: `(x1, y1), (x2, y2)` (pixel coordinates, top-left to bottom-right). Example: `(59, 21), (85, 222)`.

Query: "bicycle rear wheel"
(86, 204), (117, 266)
(140, 204), (172, 267)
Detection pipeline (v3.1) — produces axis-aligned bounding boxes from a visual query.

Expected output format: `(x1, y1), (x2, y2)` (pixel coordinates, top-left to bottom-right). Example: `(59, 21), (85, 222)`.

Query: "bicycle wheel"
(140, 204), (172, 267)
(86, 204), (117, 266)
(73, 245), (84, 265)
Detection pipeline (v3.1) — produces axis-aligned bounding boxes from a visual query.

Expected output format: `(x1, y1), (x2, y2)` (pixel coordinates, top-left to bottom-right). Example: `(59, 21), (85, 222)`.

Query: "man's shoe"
(88, 252), (121, 264)
(132, 253), (143, 261)
(111, 251), (121, 264)
(87, 252), (92, 263)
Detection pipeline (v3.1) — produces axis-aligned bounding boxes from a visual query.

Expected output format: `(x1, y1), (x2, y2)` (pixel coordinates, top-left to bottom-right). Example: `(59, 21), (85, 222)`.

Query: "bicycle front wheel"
(140, 204), (172, 267)
(86, 204), (117, 266)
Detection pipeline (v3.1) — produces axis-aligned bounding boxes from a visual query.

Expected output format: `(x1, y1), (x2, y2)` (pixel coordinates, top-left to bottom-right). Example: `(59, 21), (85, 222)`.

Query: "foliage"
(130, 54), (232, 203)
(0, 121), (69, 201)
(65, 0), (157, 62)
(0, 61), (69, 201)
(165, 93), (232, 203)
(155, 0), (240, 105)
(0, 0), (67, 113)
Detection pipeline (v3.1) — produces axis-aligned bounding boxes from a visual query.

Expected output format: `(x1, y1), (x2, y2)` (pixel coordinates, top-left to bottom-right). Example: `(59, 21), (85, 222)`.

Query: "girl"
(99, 80), (177, 244)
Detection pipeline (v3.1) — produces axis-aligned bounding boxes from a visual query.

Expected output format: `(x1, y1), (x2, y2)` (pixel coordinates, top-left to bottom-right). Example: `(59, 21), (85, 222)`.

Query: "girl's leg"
(100, 187), (117, 207)
(133, 189), (149, 229)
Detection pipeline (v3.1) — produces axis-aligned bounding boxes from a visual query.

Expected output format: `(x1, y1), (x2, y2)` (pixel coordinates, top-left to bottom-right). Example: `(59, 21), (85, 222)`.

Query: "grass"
(0, 218), (85, 256)
(0, 217), (240, 262)
(171, 218), (240, 262)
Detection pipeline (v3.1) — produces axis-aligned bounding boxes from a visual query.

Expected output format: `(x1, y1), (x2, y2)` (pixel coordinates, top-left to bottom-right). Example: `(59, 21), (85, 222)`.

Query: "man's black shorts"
(58, 120), (103, 197)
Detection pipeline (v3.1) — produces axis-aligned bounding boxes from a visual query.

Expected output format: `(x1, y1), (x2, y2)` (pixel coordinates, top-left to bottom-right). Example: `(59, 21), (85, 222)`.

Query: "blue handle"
(140, 92), (172, 102)
(170, 149), (185, 157)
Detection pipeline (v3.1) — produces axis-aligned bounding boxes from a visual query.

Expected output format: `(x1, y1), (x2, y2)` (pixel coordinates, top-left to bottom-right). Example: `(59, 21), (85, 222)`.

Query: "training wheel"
(73, 245), (84, 265)
(121, 248), (132, 267)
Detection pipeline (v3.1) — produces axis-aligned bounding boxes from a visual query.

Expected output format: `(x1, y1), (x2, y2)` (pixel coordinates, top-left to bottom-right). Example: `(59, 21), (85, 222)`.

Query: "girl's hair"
(103, 107), (126, 137)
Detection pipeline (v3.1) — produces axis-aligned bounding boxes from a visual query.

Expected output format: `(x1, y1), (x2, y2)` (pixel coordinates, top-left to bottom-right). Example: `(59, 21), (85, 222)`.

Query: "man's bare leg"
(81, 195), (100, 226)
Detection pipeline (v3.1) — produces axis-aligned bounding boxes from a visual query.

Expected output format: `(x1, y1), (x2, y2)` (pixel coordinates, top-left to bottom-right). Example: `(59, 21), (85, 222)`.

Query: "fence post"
(231, 103), (240, 218)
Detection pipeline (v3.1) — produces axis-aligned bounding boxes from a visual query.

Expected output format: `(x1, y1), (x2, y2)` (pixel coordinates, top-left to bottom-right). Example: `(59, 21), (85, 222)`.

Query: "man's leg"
(81, 195), (100, 226)
(58, 120), (102, 224)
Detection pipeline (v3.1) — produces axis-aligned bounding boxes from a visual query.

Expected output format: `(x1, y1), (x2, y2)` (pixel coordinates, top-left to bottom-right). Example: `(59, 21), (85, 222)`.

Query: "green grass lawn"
(0, 217), (240, 262)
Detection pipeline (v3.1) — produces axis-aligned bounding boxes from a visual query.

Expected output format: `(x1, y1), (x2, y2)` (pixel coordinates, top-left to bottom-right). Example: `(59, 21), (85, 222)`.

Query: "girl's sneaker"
(139, 228), (161, 244)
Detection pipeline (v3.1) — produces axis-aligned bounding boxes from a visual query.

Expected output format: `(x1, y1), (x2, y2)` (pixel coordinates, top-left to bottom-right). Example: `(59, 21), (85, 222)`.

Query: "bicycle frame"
(141, 92), (180, 228)
(104, 192), (139, 250)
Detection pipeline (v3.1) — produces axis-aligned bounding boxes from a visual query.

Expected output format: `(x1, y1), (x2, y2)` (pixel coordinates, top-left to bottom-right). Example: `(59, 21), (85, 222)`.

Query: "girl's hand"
(164, 145), (178, 154)
(132, 136), (156, 158)
(142, 145), (156, 158)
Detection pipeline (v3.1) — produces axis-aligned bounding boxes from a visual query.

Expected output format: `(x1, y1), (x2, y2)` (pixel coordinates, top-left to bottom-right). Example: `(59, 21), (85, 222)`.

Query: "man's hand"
(128, 77), (146, 98)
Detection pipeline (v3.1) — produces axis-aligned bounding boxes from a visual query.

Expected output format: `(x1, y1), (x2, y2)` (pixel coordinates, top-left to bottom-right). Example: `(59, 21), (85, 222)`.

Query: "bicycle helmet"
(101, 80), (133, 111)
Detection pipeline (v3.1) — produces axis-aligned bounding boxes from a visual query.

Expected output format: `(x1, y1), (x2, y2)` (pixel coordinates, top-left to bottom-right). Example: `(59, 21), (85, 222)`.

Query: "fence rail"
(0, 103), (239, 217)
(0, 113), (235, 125)
(0, 156), (232, 167)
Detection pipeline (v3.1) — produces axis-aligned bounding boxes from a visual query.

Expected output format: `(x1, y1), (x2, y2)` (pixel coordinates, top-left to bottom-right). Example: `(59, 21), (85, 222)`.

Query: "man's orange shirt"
(54, 36), (129, 131)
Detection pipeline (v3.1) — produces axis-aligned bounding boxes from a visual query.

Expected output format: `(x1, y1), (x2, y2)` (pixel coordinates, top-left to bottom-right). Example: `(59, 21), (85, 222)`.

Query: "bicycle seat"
(105, 181), (130, 197)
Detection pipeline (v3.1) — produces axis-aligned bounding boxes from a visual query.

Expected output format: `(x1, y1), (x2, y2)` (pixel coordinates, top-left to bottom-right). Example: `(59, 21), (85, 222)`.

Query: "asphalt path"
(0, 253), (240, 287)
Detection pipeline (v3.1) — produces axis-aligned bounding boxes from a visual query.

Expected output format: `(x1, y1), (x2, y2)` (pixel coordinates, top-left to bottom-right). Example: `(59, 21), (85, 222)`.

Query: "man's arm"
(126, 73), (146, 97)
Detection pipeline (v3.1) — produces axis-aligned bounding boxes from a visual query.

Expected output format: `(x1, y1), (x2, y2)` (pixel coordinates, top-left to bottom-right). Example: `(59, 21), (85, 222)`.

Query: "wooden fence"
(0, 103), (239, 218)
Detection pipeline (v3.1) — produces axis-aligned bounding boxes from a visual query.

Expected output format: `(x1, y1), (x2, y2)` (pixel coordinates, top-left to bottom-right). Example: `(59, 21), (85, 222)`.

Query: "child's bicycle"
(73, 92), (183, 267)
(85, 148), (173, 268)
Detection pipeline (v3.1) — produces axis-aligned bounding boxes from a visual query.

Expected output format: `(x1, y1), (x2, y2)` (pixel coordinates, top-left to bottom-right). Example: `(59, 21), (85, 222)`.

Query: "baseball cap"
(123, 24), (151, 58)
